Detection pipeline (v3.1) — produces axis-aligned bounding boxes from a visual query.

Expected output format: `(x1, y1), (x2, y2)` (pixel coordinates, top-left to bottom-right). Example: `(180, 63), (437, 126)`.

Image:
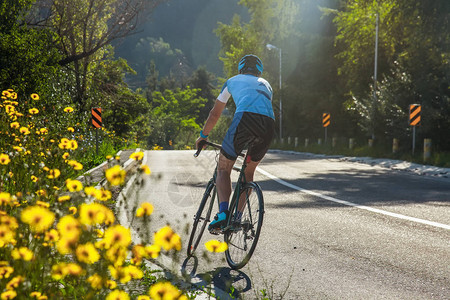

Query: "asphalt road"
(130, 149), (449, 300)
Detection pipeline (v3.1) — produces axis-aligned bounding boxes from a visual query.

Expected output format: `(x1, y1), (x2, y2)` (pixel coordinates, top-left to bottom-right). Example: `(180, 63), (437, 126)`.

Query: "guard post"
(323, 113), (330, 144)
(409, 104), (421, 155)
(91, 107), (102, 155)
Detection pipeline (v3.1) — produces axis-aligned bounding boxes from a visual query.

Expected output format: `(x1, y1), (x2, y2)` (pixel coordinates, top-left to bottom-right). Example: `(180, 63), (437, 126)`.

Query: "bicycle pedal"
(208, 228), (222, 235)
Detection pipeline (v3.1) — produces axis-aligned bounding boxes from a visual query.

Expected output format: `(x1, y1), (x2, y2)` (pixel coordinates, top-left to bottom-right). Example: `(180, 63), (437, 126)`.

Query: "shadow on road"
(182, 255), (252, 299)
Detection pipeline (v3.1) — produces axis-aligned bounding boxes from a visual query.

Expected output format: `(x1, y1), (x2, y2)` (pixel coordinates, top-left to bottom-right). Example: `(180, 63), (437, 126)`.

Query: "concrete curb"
(269, 149), (450, 180)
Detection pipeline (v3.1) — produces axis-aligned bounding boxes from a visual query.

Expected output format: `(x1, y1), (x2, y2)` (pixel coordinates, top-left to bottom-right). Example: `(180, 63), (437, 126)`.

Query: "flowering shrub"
(0, 90), (187, 299)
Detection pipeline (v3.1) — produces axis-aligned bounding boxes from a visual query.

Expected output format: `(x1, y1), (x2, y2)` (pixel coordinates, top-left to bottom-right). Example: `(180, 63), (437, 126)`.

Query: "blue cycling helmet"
(238, 54), (263, 75)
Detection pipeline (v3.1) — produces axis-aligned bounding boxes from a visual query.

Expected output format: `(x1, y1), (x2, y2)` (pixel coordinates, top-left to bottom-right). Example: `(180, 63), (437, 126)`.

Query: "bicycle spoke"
(225, 182), (264, 269)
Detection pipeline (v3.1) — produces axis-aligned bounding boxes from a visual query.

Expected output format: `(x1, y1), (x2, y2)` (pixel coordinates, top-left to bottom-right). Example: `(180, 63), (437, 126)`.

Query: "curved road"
(129, 150), (449, 299)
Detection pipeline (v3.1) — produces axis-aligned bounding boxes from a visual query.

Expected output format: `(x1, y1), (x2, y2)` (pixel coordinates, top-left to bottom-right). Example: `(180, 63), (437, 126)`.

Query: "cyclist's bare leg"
(216, 153), (235, 208)
(237, 159), (260, 211)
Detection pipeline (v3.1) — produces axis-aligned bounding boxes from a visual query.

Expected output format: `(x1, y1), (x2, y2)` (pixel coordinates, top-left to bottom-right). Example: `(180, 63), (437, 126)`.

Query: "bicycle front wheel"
(187, 181), (215, 256)
(225, 182), (264, 269)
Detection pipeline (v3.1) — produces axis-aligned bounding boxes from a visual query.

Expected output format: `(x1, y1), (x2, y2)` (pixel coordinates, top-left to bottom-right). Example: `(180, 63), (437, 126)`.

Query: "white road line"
(256, 167), (450, 230)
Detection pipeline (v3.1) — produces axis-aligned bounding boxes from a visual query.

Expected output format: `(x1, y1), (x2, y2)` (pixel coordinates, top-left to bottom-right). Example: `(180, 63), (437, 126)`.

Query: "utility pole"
(266, 43), (282, 139)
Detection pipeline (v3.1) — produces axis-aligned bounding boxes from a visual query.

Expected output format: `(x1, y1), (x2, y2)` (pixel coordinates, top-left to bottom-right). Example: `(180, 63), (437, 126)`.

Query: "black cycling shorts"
(221, 112), (275, 161)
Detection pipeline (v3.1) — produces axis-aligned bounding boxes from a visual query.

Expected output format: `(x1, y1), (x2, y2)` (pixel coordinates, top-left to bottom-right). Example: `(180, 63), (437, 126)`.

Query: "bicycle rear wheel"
(225, 182), (264, 269)
(187, 181), (215, 256)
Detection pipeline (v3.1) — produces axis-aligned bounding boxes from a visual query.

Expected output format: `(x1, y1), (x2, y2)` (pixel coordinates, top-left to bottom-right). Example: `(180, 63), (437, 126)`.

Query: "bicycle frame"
(190, 140), (264, 268)
(200, 141), (251, 233)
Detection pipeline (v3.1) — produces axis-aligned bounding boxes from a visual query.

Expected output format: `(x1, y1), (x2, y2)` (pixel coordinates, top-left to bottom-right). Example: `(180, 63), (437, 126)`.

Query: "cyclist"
(195, 54), (275, 233)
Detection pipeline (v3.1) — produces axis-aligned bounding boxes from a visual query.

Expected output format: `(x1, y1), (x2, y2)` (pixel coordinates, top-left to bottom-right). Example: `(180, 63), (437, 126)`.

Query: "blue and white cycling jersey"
(217, 74), (275, 120)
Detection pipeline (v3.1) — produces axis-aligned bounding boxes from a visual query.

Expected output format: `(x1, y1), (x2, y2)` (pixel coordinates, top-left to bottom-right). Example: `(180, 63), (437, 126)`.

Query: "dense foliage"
(212, 0), (449, 152)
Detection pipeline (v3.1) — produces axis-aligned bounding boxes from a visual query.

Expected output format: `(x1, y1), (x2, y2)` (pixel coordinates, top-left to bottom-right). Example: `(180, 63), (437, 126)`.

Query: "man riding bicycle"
(195, 54), (275, 233)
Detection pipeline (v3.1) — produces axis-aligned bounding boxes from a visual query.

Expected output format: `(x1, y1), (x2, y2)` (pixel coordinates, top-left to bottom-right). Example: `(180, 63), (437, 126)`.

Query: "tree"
(187, 67), (217, 123)
(333, 0), (450, 148)
(147, 87), (207, 148)
(30, 0), (166, 110)
(90, 53), (151, 142)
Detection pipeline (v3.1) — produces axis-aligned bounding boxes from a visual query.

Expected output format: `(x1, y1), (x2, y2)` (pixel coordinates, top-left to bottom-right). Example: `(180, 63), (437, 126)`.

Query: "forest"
(1, 0), (449, 154)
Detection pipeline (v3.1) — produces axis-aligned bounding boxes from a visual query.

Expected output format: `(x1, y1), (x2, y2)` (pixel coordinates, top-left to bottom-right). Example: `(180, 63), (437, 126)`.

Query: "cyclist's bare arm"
(196, 99), (226, 149)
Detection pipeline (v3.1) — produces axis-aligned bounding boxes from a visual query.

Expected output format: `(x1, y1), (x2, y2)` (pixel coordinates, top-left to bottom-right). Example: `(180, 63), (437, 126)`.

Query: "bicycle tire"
(225, 182), (264, 269)
(187, 181), (215, 256)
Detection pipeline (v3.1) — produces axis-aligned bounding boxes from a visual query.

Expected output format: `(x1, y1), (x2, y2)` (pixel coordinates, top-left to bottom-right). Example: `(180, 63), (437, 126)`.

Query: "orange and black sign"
(409, 104), (421, 126)
(323, 113), (330, 127)
(91, 107), (102, 128)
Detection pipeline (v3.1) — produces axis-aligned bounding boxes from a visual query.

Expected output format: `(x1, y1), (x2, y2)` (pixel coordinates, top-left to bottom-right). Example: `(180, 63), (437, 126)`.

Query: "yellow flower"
(106, 245), (127, 266)
(129, 151), (144, 161)
(67, 160), (83, 170)
(56, 238), (77, 255)
(105, 165), (126, 186)
(95, 188), (111, 201)
(106, 290), (130, 300)
(0, 215), (18, 230)
(29, 108), (39, 115)
(136, 202), (154, 217)
(44, 229), (59, 243)
(69, 140), (78, 150)
(11, 247), (34, 261)
(137, 296), (150, 300)
(35, 189), (47, 197)
(140, 165), (151, 175)
(57, 195), (71, 202)
(66, 263), (83, 276)
(62, 152), (70, 159)
(31, 175), (38, 182)
(6, 275), (23, 290)
(0, 154), (10, 165)
(47, 169), (61, 179)
(12, 146), (22, 152)
(0, 262), (14, 279)
(79, 203), (113, 226)
(148, 282), (187, 300)
(67, 127), (74, 132)
(66, 179), (83, 192)
(102, 225), (131, 249)
(58, 138), (71, 149)
(106, 155), (113, 160)
(5, 105), (15, 114)
(69, 206), (77, 215)
(56, 215), (81, 242)
(205, 240), (228, 253)
(76, 243), (100, 264)
(0, 225), (15, 247)
(131, 245), (147, 265)
(36, 201), (50, 208)
(19, 127), (30, 135)
(21, 206), (55, 233)
(10, 122), (20, 129)
(153, 226), (181, 251)
(84, 186), (99, 198)
(64, 107), (74, 113)
(39, 128), (48, 135)
(0, 193), (11, 206)
(105, 280), (117, 290)
(30, 93), (40, 100)
(144, 244), (161, 259)
(30, 292), (48, 300)
(51, 263), (83, 280)
(1, 290), (17, 300)
(87, 274), (103, 289)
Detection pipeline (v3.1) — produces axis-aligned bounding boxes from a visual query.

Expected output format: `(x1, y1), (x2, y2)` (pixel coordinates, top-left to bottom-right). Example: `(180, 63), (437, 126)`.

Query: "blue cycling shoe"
(208, 210), (229, 234)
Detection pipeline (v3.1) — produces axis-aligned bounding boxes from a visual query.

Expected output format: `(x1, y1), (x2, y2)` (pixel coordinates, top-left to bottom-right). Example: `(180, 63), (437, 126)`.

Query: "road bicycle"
(187, 140), (264, 269)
